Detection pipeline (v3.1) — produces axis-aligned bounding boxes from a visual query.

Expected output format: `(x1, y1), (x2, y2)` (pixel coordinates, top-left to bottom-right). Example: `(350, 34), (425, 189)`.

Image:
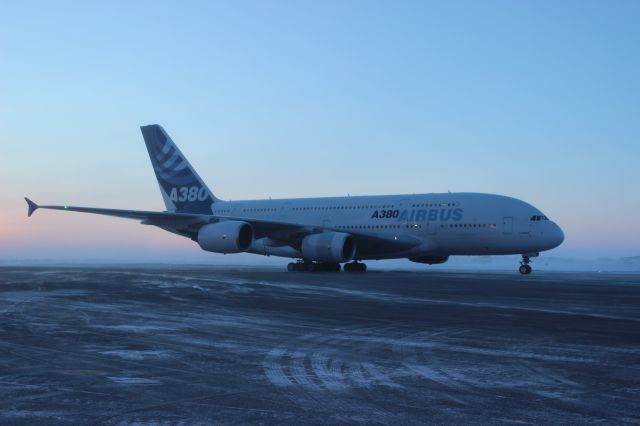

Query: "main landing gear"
(343, 261), (367, 273)
(286, 260), (368, 272)
(287, 261), (340, 272)
(519, 254), (533, 275)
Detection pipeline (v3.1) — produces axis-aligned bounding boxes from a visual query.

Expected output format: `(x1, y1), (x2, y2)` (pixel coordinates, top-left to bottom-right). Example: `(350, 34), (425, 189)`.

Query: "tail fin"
(140, 124), (219, 214)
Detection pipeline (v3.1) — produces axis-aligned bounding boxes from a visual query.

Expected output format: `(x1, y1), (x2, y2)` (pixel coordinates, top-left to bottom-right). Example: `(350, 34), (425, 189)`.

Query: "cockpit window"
(530, 215), (549, 221)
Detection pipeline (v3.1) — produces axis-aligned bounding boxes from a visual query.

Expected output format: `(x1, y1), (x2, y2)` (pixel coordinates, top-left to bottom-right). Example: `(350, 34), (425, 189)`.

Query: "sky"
(1, 0), (639, 264)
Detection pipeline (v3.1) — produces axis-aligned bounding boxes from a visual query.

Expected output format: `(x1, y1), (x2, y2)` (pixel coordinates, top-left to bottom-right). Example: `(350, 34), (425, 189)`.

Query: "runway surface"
(0, 266), (639, 425)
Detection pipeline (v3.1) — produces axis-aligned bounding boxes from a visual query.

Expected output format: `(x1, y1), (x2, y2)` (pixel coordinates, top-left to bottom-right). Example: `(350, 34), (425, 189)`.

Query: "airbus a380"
(25, 125), (564, 274)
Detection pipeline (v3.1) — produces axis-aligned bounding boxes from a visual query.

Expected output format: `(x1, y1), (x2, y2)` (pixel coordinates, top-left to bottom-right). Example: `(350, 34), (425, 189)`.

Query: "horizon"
(2, 254), (640, 274)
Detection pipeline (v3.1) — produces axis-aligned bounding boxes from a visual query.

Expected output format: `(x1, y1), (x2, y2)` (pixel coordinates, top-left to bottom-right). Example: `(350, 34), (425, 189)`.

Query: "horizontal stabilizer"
(25, 197), (39, 217)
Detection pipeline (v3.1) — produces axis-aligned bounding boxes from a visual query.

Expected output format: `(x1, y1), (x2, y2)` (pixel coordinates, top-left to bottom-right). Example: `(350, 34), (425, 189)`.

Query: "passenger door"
(279, 202), (291, 220)
(398, 197), (411, 226)
(427, 221), (437, 235)
(502, 216), (513, 234)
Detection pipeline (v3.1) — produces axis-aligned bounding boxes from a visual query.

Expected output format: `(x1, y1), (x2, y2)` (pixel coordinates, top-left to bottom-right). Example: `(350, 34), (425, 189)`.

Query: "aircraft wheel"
(297, 263), (309, 272)
(519, 265), (531, 274)
(345, 262), (367, 272)
(289, 262), (308, 272)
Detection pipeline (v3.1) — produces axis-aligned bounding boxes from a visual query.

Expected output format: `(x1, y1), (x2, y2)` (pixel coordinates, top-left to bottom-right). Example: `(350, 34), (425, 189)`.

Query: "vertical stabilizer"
(140, 125), (219, 213)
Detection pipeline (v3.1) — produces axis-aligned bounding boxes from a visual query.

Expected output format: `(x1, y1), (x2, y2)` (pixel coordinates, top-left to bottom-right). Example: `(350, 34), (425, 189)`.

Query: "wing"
(216, 214), (424, 255)
(25, 198), (422, 255)
(25, 197), (212, 238)
(25, 197), (208, 221)
(24, 198), (308, 240)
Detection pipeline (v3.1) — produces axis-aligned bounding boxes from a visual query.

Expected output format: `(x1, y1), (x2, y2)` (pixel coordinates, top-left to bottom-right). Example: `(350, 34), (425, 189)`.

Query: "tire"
(287, 263), (295, 272)
(358, 263), (367, 272)
(519, 265), (528, 274)
(525, 265), (532, 274)
(344, 263), (353, 272)
(329, 263), (340, 272)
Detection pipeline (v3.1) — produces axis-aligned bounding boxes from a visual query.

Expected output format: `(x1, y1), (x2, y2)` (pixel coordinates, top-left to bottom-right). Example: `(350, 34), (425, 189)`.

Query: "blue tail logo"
(141, 125), (218, 214)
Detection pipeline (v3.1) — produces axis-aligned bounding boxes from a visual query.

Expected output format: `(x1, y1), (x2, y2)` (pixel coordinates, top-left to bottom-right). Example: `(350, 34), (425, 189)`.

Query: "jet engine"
(409, 255), (450, 265)
(197, 221), (253, 254)
(301, 232), (356, 263)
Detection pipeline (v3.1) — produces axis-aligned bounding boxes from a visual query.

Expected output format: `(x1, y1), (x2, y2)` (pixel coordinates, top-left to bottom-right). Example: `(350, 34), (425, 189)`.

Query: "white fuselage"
(211, 192), (564, 261)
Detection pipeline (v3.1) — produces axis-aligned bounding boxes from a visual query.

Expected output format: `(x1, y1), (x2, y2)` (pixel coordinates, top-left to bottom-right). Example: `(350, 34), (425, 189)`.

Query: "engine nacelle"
(197, 221), (253, 254)
(301, 232), (356, 263)
(409, 255), (450, 265)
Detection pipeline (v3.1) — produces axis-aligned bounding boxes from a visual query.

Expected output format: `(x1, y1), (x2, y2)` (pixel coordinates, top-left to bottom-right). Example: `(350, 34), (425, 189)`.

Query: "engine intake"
(301, 232), (356, 263)
(197, 221), (253, 254)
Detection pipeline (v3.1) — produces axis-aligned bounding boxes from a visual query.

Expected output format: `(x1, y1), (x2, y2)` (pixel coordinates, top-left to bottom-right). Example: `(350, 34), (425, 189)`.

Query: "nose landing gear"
(519, 254), (533, 274)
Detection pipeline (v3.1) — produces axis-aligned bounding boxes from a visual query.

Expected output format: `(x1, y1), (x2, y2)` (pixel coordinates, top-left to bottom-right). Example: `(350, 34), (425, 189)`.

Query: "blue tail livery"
(140, 124), (219, 213)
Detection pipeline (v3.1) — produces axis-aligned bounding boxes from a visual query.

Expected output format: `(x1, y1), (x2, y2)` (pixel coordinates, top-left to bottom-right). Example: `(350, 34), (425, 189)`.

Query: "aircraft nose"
(548, 222), (565, 248)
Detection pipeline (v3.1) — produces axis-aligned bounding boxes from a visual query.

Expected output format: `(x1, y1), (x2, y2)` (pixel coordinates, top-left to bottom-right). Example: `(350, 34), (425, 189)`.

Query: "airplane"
(25, 124), (564, 274)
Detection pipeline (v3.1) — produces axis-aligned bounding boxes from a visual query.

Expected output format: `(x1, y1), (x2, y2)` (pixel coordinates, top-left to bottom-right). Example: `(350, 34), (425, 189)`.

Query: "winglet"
(25, 197), (38, 217)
